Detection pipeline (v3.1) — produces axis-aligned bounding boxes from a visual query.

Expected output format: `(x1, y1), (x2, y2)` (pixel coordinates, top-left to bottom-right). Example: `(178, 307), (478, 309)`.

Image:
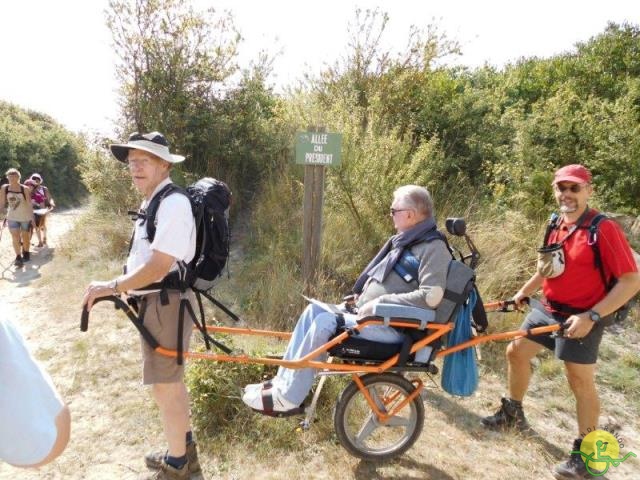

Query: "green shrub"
(185, 334), (350, 458)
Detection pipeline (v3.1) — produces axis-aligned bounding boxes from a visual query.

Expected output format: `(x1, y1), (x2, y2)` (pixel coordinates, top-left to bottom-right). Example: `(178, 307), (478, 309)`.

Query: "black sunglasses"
(390, 208), (411, 216)
(554, 184), (587, 193)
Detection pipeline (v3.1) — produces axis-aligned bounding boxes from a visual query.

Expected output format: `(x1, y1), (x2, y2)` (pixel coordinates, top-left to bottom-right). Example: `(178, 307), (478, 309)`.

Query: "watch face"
(590, 310), (601, 322)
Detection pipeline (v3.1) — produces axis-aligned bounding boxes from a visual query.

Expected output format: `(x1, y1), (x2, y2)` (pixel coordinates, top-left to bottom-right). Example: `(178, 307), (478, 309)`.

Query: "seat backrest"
(435, 260), (476, 324)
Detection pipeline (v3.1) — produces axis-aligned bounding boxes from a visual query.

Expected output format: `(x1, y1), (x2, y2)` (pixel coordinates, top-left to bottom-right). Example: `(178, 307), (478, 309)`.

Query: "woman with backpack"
(0, 168), (34, 267)
(29, 173), (55, 247)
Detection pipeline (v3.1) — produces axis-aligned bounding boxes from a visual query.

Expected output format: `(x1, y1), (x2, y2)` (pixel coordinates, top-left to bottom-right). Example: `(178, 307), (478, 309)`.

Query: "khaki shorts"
(138, 290), (195, 384)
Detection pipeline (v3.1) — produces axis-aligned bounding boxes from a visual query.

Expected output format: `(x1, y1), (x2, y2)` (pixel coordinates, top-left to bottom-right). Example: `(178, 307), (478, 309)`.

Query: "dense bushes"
(0, 101), (87, 206)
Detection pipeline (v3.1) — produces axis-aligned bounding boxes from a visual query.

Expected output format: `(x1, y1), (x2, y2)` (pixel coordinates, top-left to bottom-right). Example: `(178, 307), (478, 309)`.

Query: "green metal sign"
(295, 131), (342, 166)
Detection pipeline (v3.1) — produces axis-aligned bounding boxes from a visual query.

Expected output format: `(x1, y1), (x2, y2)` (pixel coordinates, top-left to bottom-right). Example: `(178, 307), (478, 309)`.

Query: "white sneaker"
(243, 376), (282, 394)
(242, 385), (298, 412)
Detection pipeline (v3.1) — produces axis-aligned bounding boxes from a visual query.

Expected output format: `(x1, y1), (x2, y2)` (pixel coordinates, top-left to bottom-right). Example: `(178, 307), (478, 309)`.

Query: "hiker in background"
(82, 132), (201, 480)
(0, 318), (71, 468)
(0, 168), (34, 267)
(481, 164), (640, 480)
(29, 173), (55, 248)
(23, 178), (40, 247)
(242, 185), (451, 414)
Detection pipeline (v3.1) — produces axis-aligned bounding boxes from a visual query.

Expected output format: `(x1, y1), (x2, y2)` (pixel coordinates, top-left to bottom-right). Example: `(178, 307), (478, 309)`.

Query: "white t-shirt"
(0, 319), (64, 466)
(126, 178), (196, 293)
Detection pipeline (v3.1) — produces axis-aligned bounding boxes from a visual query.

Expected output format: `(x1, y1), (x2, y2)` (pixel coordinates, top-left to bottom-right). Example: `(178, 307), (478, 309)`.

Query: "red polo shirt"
(543, 210), (637, 311)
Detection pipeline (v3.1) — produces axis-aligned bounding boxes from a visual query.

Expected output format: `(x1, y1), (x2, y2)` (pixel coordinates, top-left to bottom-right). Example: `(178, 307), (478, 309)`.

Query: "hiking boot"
(145, 442), (201, 476)
(553, 438), (603, 479)
(141, 459), (189, 479)
(481, 397), (530, 431)
(14, 255), (23, 267)
(22, 251), (30, 262)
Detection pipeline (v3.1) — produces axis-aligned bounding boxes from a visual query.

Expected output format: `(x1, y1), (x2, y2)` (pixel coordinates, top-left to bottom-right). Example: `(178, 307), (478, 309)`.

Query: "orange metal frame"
(100, 297), (561, 424)
(156, 316), (560, 369)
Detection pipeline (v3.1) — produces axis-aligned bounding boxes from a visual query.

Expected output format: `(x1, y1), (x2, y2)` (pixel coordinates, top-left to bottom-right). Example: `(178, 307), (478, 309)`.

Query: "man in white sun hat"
(82, 132), (201, 480)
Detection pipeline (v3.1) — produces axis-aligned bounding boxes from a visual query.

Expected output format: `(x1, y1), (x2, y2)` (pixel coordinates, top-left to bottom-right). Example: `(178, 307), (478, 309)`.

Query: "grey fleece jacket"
(357, 239), (451, 310)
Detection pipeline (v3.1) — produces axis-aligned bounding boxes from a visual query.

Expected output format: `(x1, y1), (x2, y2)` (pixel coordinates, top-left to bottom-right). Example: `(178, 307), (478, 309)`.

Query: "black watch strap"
(588, 309), (601, 323)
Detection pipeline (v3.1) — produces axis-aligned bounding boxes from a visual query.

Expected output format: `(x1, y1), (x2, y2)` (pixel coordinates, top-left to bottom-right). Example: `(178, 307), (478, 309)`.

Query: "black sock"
(186, 431), (193, 445)
(166, 454), (187, 469)
(508, 398), (523, 407)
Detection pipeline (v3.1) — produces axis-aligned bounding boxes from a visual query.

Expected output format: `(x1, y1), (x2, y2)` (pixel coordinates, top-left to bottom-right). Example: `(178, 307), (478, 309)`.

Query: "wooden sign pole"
(302, 126), (326, 288)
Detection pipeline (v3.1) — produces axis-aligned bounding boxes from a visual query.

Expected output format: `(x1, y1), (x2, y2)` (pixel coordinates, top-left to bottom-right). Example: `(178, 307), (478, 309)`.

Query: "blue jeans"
(8, 220), (31, 231)
(276, 303), (404, 405)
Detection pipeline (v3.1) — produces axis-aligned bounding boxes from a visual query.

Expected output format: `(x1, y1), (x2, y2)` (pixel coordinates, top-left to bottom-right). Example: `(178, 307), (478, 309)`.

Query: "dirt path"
(0, 209), (87, 479)
(0, 209), (157, 480)
(0, 208), (80, 322)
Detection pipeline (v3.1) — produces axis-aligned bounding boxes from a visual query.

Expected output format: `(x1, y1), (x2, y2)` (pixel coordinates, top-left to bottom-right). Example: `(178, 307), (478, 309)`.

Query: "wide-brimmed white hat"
(110, 131), (185, 163)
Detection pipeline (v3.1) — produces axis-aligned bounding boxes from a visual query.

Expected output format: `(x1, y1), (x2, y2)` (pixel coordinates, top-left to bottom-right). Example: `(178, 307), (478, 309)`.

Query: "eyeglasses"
(390, 208), (411, 216)
(127, 156), (151, 167)
(554, 184), (588, 194)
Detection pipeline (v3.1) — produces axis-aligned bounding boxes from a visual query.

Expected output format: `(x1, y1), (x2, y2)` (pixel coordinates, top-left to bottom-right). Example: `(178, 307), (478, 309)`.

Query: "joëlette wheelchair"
(80, 218), (561, 461)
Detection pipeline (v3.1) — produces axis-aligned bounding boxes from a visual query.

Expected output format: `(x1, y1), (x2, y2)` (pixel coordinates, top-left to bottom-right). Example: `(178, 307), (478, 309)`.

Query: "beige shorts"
(138, 290), (195, 384)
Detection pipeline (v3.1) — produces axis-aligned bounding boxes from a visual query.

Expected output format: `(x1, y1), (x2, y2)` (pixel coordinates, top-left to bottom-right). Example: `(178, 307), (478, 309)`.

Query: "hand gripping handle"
(80, 296), (128, 332)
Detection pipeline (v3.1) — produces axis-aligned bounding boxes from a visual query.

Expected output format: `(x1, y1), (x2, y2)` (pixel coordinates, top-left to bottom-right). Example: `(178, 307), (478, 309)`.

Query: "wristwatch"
(588, 309), (601, 324)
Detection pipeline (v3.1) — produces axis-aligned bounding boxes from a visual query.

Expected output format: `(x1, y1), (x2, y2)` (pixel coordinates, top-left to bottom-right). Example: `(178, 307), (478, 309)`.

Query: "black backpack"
(142, 177), (232, 292)
(129, 178), (236, 363)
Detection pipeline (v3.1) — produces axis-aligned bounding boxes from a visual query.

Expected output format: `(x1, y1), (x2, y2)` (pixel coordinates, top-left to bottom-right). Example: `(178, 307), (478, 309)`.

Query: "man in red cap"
(481, 164), (640, 479)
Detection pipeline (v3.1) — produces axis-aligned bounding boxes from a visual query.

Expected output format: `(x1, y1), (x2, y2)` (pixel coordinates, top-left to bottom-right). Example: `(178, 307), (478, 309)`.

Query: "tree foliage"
(103, 0), (291, 208)
(0, 101), (87, 206)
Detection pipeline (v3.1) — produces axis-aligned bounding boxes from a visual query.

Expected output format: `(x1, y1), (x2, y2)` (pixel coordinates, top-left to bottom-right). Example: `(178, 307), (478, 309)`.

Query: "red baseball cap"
(553, 164), (592, 184)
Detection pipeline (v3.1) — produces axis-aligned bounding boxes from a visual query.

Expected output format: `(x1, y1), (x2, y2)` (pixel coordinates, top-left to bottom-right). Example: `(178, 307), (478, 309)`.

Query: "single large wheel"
(333, 372), (424, 461)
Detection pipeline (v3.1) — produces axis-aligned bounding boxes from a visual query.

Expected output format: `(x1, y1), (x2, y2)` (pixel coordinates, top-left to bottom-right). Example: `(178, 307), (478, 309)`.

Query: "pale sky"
(1, 0), (639, 137)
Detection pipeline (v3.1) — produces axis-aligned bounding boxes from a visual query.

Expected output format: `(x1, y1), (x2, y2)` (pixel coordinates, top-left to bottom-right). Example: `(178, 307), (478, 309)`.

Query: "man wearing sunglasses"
(82, 132), (201, 480)
(242, 185), (451, 414)
(482, 164), (640, 479)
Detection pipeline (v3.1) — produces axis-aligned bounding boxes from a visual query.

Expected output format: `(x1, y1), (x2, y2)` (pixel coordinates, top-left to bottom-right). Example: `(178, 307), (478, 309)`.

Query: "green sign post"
(295, 132), (342, 166)
(295, 128), (342, 287)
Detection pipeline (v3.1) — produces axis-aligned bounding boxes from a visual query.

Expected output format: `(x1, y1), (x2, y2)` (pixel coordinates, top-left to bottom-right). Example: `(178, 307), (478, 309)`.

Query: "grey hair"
(393, 185), (434, 218)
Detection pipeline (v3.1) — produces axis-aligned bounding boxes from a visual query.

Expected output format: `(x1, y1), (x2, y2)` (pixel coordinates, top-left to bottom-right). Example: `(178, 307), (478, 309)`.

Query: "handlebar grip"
(80, 306), (90, 332)
(80, 296), (119, 332)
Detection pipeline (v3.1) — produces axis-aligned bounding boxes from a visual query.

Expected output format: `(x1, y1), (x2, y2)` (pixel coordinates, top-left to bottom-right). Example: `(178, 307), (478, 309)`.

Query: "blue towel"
(441, 289), (479, 396)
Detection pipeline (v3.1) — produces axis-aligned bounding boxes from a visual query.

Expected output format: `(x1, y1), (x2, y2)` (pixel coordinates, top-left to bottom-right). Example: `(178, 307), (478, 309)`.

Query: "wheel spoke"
(354, 414), (379, 445)
(368, 386), (387, 412)
(385, 415), (411, 427)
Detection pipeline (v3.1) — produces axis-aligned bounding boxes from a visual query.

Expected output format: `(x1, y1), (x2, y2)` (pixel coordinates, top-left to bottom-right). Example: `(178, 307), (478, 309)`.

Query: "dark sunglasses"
(554, 184), (587, 193)
(390, 208), (411, 216)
